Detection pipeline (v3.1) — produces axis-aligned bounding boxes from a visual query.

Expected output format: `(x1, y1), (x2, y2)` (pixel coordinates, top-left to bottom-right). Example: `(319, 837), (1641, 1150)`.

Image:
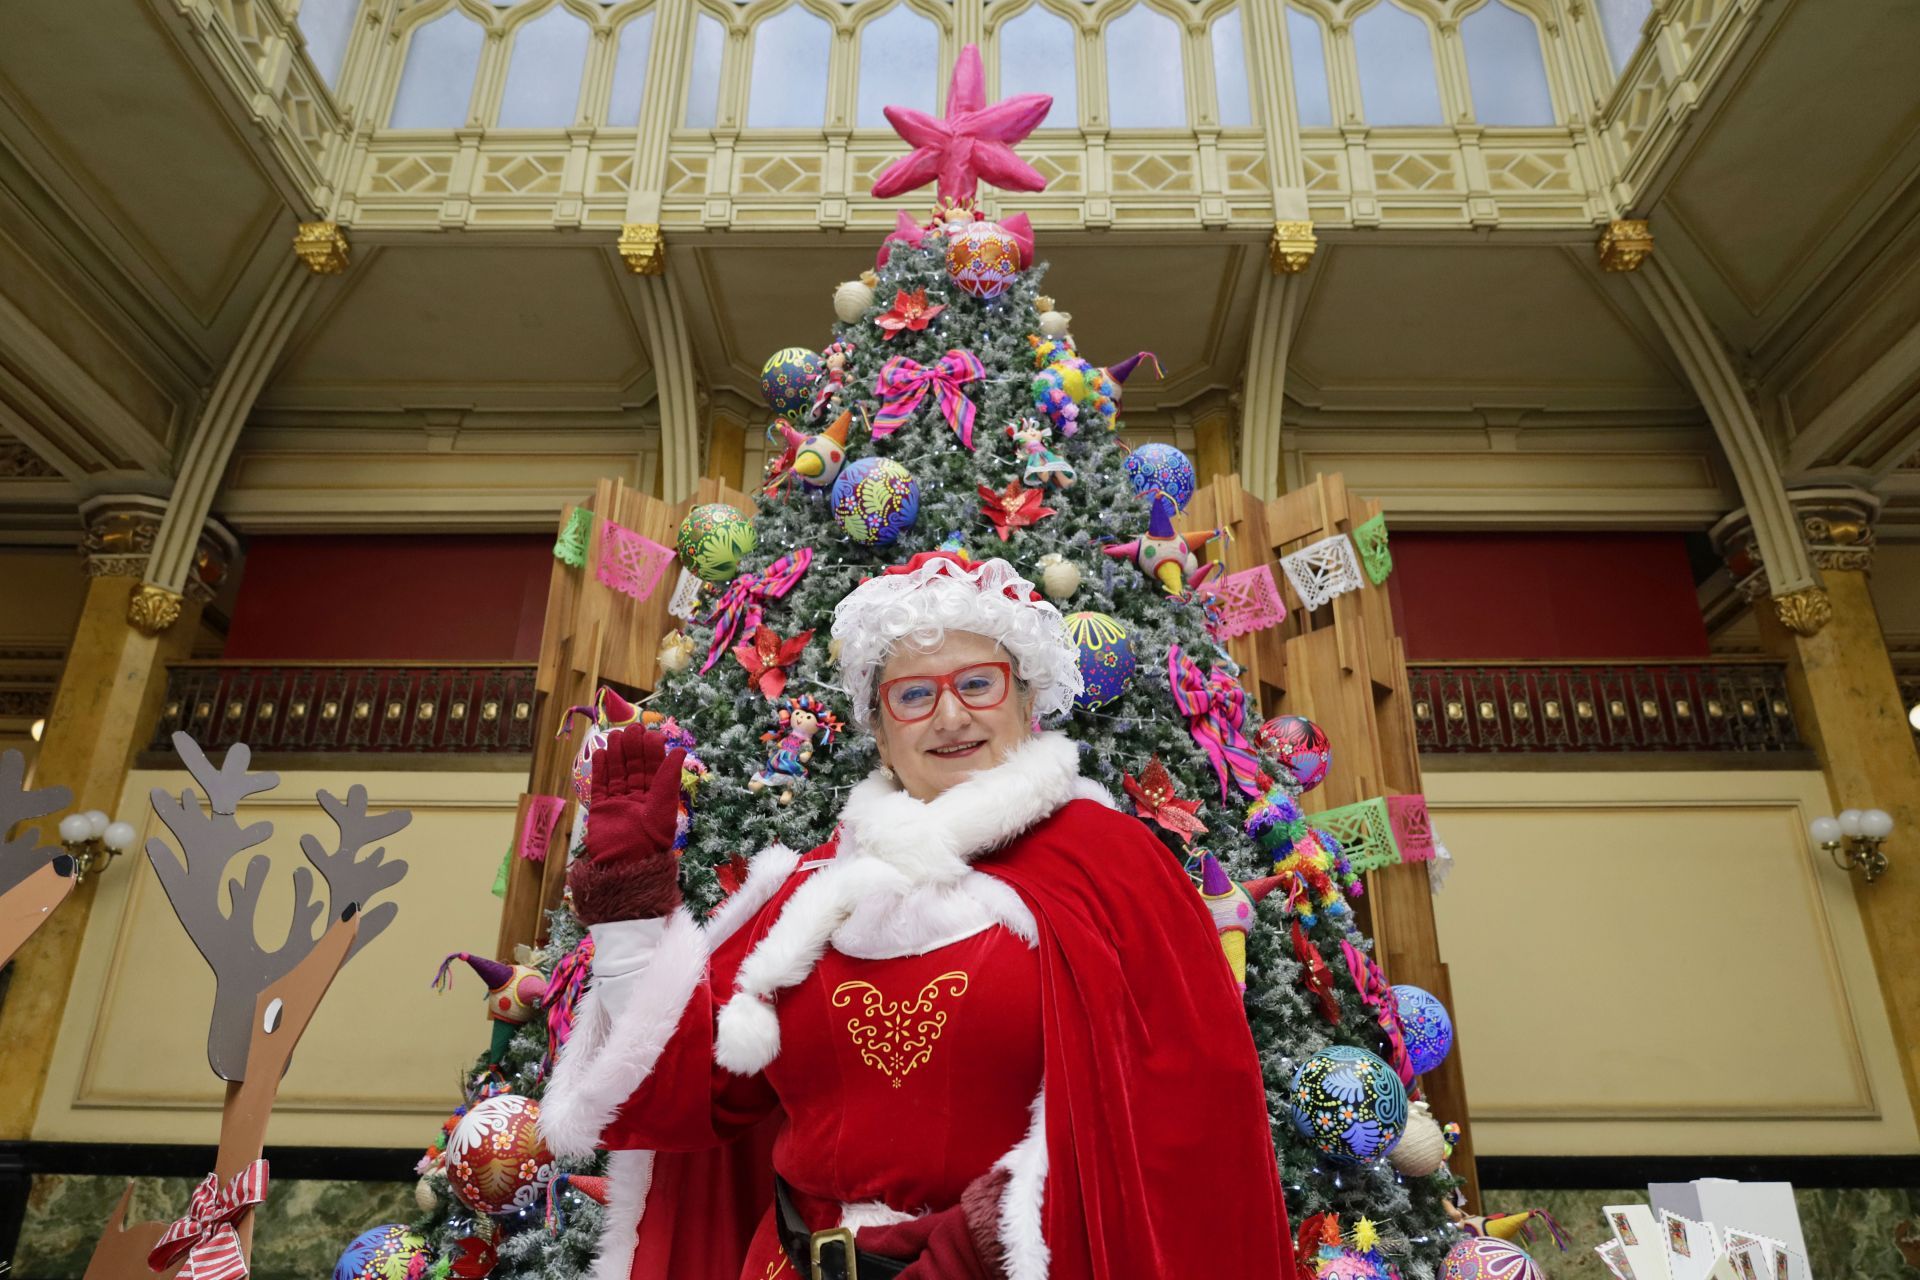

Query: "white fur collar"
(714, 732), (1093, 1074)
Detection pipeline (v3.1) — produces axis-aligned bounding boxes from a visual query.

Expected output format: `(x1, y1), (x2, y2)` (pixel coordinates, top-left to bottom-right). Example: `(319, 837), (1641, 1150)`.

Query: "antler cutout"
(146, 732), (412, 1081)
(0, 747), (77, 966)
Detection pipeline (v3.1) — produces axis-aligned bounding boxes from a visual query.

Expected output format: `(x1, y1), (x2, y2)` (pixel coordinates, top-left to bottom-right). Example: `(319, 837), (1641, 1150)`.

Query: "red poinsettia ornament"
(1121, 755), (1208, 843)
(978, 480), (1056, 541)
(731, 625), (813, 699)
(1291, 918), (1341, 1023)
(875, 288), (944, 340)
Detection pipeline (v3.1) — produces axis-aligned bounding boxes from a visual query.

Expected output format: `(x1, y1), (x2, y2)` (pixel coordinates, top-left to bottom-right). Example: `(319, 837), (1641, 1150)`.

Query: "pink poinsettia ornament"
(875, 288), (944, 339)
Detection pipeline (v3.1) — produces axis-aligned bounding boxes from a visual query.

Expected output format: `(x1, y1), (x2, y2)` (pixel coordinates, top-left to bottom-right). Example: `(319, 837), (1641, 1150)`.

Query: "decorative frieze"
(1598, 218), (1654, 271)
(618, 223), (665, 276)
(293, 221), (351, 275)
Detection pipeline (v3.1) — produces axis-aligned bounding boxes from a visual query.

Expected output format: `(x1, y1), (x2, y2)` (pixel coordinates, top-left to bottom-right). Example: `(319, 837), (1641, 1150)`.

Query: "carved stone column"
(0, 496), (233, 1139)
(1720, 485), (1920, 1117)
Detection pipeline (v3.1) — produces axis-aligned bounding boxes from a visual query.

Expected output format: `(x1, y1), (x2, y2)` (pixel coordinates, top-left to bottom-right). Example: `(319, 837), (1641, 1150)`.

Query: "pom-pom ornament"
(1311, 1247), (1401, 1280)
(1103, 490), (1224, 595)
(1029, 334), (1160, 435)
(444, 1093), (557, 1216)
(1063, 611), (1134, 708)
(833, 275), (876, 324)
(946, 219), (1021, 299)
(832, 457), (920, 545)
(761, 347), (823, 415)
(1442, 1236), (1544, 1280)
(333, 1225), (430, 1280)
(1389, 1100), (1449, 1178)
(1288, 1045), (1408, 1165)
(1257, 715), (1332, 792)
(1393, 984), (1454, 1075)
(1124, 443), (1198, 512)
(676, 503), (755, 582)
(1036, 553), (1081, 601)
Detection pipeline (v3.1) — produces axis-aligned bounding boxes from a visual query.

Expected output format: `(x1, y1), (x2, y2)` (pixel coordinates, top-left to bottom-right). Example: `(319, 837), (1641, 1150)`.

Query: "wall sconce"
(56, 808), (139, 884)
(1807, 808), (1893, 883)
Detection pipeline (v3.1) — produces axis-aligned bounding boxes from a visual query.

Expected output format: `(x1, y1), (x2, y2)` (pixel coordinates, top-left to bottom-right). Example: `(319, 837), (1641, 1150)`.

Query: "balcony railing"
(1408, 660), (1805, 755)
(150, 663), (538, 756)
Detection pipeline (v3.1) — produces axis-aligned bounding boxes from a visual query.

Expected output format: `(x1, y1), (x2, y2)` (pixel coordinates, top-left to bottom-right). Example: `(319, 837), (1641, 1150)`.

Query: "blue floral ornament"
(1392, 984), (1454, 1076)
(1288, 1045), (1408, 1165)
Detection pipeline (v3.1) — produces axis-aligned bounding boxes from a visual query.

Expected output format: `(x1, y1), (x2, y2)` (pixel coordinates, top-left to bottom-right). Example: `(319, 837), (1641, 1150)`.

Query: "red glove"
(567, 729), (687, 925)
(855, 1167), (1010, 1280)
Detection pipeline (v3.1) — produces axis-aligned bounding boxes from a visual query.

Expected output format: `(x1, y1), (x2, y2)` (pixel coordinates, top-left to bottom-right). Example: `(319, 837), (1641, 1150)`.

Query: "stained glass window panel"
(389, 10), (485, 128)
(1105, 5), (1185, 128)
(1211, 9), (1252, 127)
(1353, 1), (1443, 126)
(498, 6), (592, 127)
(1000, 6), (1077, 128)
(297, 0), (359, 89)
(857, 6), (939, 128)
(1462, 2), (1554, 125)
(1287, 6), (1333, 127)
(747, 6), (833, 127)
(1595, 0), (1654, 72)
(607, 11), (656, 126)
(685, 12), (725, 127)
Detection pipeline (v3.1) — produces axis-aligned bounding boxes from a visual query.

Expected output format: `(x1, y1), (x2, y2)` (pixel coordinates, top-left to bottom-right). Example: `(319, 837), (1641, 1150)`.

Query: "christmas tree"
(371, 44), (1465, 1280)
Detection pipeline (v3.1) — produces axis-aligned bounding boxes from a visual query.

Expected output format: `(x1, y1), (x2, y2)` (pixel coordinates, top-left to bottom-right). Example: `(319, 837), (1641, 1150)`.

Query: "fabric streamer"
(699, 548), (814, 672)
(148, 1160), (270, 1280)
(543, 933), (595, 1067)
(1340, 938), (1416, 1090)
(517, 794), (565, 863)
(1166, 644), (1265, 800)
(871, 350), (985, 447)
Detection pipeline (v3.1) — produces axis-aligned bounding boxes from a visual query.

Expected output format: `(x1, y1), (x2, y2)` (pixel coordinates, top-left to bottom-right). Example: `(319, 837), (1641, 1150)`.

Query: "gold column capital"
(293, 221), (350, 275)
(127, 583), (185, 635)
(619, 223), (666, 276)
(1771, 586), (1832, 637)
(78, 495), (166, 581)
(1270, 220), (1318, 274)
(1598, 218), (1654, 272)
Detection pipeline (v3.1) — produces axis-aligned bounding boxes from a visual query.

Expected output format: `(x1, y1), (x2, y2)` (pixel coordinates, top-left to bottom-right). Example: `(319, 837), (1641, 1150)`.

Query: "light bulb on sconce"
(56, 807), (138, 884)
(1808, 807), (1894, 884)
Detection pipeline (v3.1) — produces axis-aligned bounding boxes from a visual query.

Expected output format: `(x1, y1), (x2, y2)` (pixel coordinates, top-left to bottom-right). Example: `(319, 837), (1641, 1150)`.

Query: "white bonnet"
(831, 552), (1083, 731)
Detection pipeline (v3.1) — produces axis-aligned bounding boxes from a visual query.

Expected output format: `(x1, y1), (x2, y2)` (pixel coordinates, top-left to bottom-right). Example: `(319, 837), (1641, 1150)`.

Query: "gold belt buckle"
(809, 1225), (857, 1280)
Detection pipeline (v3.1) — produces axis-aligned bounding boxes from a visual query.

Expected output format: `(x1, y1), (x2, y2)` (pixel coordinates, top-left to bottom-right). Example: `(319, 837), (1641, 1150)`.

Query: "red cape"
(626, 799), (1295, 1280)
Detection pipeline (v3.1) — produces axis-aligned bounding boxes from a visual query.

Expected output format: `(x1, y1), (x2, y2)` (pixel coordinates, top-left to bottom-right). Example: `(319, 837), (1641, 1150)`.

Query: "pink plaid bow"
(1165, 645), (1265, 801)
(149, 1160), (269, 1280)
(872, 350), (985, 448)
(1340, 939), (1417, 1091)
(542, 933), (595, 1069)
(699, 548), (813, 672)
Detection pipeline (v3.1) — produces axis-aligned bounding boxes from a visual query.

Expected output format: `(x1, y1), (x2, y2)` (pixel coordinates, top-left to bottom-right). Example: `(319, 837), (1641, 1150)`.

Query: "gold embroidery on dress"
(830, 970), (971, 1087)
(759, 1255), (789, 1278)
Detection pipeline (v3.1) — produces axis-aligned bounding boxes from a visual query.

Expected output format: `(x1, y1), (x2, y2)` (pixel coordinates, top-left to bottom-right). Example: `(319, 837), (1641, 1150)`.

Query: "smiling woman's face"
(871, 630), (1034, 802)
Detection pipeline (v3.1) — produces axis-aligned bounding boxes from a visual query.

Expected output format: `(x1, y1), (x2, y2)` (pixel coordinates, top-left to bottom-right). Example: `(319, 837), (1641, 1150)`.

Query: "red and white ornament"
(445, 1094), (556, 1216)
(946, 220), (1021, 299)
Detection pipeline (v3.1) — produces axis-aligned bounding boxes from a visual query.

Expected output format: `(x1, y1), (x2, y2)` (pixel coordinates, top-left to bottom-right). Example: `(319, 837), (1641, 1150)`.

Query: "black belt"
(774, 1176), (913, 1280)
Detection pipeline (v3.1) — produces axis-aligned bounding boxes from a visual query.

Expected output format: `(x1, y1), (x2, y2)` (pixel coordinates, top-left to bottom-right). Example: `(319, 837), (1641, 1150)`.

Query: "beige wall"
(1428, 767), (1918, 1156)
(34, 766), (522, 1148)
(0, 547), (85, 767)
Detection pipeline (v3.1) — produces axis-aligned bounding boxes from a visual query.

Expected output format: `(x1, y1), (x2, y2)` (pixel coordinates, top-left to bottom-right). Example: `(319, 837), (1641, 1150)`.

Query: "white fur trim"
(539, 906), (708, 1157)
(588, 1148), (653, 1280)
(833, 870), (1038, 959)
(1070, 776), (1118, 809)
(995, 1088), (1050, 1280)
(713, 734), (1080, 1074)
(707, 843), (800, 948)
(840, 1201), (918, 1231)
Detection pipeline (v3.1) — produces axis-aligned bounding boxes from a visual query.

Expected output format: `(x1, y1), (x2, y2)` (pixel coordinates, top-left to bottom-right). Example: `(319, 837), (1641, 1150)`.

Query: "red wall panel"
(1388, 532), (1709, 661)
(224, 535), (553, 662)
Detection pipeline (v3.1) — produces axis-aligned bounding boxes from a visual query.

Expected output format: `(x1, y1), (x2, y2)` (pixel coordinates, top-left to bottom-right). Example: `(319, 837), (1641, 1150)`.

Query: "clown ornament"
(1005, 416), (1075, 489)
(1195, 852), (1285, 990)
(432, 952), (549, 1062)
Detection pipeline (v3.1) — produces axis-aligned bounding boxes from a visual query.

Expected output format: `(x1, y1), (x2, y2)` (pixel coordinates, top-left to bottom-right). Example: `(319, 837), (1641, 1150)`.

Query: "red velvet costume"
(540, 732), (1294, 1280)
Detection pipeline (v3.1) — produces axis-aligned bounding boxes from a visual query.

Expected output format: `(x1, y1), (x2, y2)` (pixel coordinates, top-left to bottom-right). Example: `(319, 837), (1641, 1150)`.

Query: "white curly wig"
(831, 553), (1084, 732)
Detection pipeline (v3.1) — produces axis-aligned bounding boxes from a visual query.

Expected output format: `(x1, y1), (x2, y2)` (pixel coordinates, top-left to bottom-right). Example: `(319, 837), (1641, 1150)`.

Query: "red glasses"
(876, 661), (1012, 723)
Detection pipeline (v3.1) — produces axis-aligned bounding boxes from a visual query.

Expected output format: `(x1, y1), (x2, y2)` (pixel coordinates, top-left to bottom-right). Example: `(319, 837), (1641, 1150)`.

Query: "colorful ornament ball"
(1256, 714), (1332, 792)
(1288, 1045), (1408, 1165)
(1393, 983), (1454, 1076)
(1062, 611), (1135, 709)
(1442, 1236), (1544, 1280)
(676, 502), (756, 582)
(444, 1093), (557, 1216)
(832, 457), (920, 546)
(946, 221), (1021, 299)
(761, 347), (824, 415)
(1124, 443), (1198, 512)
(1312, 1246), (1402, 1280)
(333, 1225), (430, 1280)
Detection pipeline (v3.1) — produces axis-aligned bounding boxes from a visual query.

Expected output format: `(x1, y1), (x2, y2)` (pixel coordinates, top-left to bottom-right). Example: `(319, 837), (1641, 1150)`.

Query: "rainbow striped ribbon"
(1165, 645), (1265, 801)
(700, 548), (813, 673)
(871, 350), (986, 448)
(148, 1160), (269, 1280)
(1340, 938), (1417, 1090)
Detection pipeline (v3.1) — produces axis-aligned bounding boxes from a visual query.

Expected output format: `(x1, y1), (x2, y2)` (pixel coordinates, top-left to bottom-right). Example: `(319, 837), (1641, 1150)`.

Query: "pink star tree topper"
(871, 44), (1053, 204)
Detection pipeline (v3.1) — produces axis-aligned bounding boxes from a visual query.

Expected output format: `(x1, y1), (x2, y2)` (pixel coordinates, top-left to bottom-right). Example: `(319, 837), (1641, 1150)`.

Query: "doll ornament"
(749, 693), (844, 805)
(1005, 416), (1075, 489)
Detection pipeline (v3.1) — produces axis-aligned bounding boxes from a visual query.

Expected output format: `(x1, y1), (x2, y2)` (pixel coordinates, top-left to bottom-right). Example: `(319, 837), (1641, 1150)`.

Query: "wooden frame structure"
(504, 470), (1477, 1202)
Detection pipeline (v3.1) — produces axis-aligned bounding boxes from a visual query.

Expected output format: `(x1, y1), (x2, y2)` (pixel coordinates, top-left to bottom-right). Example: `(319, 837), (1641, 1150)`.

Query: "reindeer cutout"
(84, 733), (410, 1280)
(0, 746), (76, 966)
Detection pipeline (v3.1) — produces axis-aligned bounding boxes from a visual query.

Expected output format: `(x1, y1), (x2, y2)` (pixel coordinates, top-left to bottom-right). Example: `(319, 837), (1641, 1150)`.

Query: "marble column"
(1714, 485), (1920, 1116)
(0, 496), (234, 1139)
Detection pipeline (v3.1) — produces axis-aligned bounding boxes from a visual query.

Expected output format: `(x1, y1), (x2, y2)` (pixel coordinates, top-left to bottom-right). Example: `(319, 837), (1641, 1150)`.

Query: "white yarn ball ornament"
(1037, 554), (1081, 601)
(1388, 1101), (1448, 1177)
(833, 279), (875, 324)
(1037, 309), (1072, 339)
(415, 1177), (439, 1213)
